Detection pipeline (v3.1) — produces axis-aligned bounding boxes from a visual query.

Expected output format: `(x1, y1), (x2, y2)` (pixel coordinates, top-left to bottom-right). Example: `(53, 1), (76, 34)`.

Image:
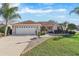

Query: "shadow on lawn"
(62, 34), (74, 38)
(62, 34), (79, 39)
(53, 36), (63, 41)
(53, 34), (79, 41)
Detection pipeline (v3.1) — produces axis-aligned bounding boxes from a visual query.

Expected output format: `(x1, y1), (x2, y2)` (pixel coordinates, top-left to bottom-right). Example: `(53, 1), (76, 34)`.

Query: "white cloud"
(0, 19), (3, 21)
(0, 17), (4, 21)
(18, 7), (67, 14)
(0, 4), (2, 8)
(0, 17), (5, 24)
(56, 9), (67, 12)
(18, 8), (53, 14)
(57, 15), (66, 18)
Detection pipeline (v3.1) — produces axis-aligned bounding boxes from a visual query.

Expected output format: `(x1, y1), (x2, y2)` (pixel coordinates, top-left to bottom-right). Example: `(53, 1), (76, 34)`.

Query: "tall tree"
(61, 21), (69, 31)
(0, 3), (21, 36)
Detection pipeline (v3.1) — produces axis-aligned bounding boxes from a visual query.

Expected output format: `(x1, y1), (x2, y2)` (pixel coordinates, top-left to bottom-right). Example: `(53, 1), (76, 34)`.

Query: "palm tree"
(0, 3), (21, 36)
(70, 7), (79, 15)
(60, 21), (69, 31)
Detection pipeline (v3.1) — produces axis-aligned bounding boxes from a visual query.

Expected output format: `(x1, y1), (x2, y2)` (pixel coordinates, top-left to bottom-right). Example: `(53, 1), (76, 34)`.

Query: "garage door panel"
(16, 28), (36, 35)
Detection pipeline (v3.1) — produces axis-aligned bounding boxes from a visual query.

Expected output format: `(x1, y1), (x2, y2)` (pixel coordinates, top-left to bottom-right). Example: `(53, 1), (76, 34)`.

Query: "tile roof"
(15, 20), (38, 24)
(38, 22), (54, 26)
(13, 20), (56, 27)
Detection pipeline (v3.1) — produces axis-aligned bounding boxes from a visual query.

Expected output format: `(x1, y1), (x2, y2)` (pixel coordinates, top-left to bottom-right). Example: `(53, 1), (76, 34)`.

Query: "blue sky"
(1, 3), (79, 25)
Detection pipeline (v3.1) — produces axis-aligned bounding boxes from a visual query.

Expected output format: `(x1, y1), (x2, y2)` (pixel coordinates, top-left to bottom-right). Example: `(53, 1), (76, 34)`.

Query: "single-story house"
(12, 20), (58, 35)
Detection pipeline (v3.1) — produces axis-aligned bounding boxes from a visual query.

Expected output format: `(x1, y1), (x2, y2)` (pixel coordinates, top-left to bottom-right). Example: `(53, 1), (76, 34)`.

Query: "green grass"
(22, 34), (79, 56)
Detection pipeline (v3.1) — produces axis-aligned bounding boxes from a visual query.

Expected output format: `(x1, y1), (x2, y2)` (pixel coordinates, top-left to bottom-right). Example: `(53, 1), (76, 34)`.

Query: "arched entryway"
(7, 27), (12, 35)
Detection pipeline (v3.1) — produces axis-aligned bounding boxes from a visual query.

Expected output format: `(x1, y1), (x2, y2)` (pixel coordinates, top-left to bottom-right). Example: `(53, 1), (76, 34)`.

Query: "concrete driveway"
(0, 35), (36, 56)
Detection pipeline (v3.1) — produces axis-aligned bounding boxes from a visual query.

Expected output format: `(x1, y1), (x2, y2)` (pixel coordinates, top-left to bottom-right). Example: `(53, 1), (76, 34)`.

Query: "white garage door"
(15, 28), (37, 35)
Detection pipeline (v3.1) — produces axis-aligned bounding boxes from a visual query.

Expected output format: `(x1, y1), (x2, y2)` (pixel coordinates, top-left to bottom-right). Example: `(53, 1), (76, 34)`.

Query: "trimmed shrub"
(41, 32), (45, 35)
(37, 32), (45, 36)
(0, 26), (12, 35)
(68, 31), (76, 35)
(0, 33), (4, 37)
(0, 26), (5, 33)
(53, 37), (62, 40)
(37, 32), (41, 38)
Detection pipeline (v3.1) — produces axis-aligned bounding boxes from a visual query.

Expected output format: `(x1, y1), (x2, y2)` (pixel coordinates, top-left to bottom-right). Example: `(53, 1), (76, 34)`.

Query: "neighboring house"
(38, 22), (58, 32)
(12, 20), (58, 35)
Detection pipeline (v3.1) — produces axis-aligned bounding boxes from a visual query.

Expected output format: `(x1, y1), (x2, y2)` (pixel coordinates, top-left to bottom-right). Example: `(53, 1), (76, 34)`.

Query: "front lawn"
(22, 34), (79, 56)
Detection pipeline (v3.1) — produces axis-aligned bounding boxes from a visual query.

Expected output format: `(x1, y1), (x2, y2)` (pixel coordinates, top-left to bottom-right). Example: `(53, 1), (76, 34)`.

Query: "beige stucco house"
(12, 20), (58, 35)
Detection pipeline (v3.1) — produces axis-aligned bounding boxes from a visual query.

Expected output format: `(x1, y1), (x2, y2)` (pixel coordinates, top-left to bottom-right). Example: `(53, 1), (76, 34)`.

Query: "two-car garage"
(15, 27), (37, 35)
(12, 21), (41, 35)
(12, 22), (41, 35)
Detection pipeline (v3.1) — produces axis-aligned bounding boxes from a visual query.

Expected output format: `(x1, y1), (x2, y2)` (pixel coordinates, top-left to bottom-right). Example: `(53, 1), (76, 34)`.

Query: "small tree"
(41, 26), (47, 34)
(68, 23), (77, 30)
(37, 32), (41, 38)
(61, 21), (69, 31)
